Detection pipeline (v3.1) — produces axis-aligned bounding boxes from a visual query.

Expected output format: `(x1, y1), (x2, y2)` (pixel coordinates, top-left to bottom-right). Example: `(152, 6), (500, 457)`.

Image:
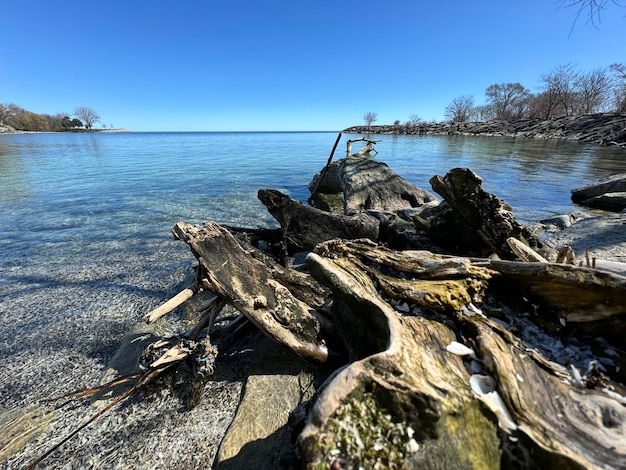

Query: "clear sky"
(1, 1), (624, 131)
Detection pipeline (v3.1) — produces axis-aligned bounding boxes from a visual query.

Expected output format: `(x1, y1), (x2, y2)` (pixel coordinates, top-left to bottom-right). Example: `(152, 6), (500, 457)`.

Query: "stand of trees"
(0, 103), (101, 132)
(445, 63), (626, 123)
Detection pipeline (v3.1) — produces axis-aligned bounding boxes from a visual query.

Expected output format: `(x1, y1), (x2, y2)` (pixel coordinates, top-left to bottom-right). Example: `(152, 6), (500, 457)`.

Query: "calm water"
(0, 131), (624, 279)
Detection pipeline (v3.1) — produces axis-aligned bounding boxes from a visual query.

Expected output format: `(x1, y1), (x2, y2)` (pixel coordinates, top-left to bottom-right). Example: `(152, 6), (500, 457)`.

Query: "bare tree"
(473, 104), (495, 121)
(363, 112), (378, 128)
(444, 95), (475, 122)
(528, 92), (557, 119)
(485, 83), (531, 120)
(0, 103), (9, 125)
(573, 67), (612, 113)
(74, 107), (101, 130)
(407, 114), (422, 125)
(540, 64), (578, 117)
(557, 0), (624, 28)
(610, 63), (626, 111)
(0, 102), (20, 126)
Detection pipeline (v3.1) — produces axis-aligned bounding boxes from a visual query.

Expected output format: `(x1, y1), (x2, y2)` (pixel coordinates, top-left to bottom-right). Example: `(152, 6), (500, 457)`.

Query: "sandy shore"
(542, 212), (626, 263)
(1, 211), (624, 469)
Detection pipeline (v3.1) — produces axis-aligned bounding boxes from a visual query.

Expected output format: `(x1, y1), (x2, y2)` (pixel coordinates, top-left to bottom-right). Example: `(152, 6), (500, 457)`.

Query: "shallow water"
(1, 131), (624, 301)
(1, 132), (623, 266)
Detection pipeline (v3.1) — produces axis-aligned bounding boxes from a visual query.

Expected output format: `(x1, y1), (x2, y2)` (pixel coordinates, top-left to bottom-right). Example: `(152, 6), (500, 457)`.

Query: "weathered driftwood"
(346, 137), (380, 157)
(429, 168), (555, 261)
(506, 237), (549, 263)
(488, 259), (626, 323)
(142, 286), (196, 323)
(258, 189), (379, 253)
(297, 239), (626, 469)
(172, 221), (329, 362)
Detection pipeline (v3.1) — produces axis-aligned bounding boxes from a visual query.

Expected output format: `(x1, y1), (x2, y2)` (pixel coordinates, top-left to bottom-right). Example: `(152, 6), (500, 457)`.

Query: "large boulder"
(341, 156), (438, 214)
(572, 173), (626, 212)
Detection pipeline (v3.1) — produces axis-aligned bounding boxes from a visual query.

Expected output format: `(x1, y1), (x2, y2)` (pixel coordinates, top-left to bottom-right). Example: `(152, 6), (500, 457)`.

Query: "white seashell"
(480, 391), (518, 432)
(569, 365), (584, 387)
(446, 341), (476, 358)
(467, 303), (485, 316)
(470, 374), (496, 396)
(406, 426), (415, 439)
(406, 438), (420, 453)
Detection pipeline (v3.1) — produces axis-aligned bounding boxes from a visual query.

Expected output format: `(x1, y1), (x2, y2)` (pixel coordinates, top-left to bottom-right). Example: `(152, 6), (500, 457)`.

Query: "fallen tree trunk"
(258, 188), (379, 253)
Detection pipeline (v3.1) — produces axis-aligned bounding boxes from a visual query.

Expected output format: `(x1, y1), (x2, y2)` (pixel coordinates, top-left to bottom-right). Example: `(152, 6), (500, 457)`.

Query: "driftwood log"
(174, 161), (626, 468)
(299, 240), (626, 469)
(258, 189), (379, 254)
(429, 168), (555, 261)
(171, 221), (329, 363)
(176, 225), (625, 468)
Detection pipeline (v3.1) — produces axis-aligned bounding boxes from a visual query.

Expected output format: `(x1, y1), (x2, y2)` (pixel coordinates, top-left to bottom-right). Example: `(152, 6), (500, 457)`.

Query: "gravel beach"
(1, 211), (624, 469)
(0, 235), (252, 469)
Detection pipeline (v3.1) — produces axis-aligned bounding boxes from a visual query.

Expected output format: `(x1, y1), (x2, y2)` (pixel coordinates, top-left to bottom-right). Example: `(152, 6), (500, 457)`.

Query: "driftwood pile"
(32, 137), (626, 469)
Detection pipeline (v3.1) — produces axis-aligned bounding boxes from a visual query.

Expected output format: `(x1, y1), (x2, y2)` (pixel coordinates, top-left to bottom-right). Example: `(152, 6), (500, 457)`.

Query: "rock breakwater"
(345, 113), (626, 149)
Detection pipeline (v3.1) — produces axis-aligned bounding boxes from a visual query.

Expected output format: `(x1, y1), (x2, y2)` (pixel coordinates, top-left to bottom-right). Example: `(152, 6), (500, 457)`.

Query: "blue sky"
(1, 1), (624, 131)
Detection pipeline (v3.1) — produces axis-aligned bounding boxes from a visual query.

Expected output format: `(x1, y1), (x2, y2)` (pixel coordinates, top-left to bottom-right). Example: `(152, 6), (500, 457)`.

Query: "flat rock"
(216, 334), (332, 469)
(572, 173), (626, 201)
(582, 191), (626, 212)
(342, 156), (438, 214)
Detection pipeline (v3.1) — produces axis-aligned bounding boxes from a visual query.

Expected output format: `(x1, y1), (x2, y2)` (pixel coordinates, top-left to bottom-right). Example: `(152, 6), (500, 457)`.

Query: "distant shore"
(0, 125), (130, 134)
(345, 112), (626, 149)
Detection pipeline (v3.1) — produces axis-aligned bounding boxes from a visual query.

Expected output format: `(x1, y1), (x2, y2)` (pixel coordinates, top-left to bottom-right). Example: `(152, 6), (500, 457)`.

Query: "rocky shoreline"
(345, 112), (626, 149)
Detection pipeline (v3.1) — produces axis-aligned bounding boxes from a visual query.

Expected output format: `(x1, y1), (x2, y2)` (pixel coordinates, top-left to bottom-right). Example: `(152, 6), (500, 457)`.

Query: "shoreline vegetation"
(0, 124), (130, 134)
(345, 112), (626, 149)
